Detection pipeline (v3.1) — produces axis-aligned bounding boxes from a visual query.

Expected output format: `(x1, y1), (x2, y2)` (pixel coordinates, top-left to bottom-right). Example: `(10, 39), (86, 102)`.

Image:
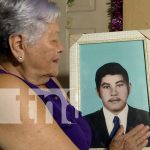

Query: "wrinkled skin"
(109, 124), (150, 150)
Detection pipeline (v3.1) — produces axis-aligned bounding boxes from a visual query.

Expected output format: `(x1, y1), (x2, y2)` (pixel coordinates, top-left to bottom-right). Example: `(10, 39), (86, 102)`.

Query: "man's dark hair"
(95, 62), (129, 90)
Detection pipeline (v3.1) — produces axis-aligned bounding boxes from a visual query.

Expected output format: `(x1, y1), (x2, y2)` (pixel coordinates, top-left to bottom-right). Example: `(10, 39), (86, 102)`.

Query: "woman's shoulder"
(0, 76), (78, 150)
(0, 73), (37, 122)
(0, 73), (29, 89)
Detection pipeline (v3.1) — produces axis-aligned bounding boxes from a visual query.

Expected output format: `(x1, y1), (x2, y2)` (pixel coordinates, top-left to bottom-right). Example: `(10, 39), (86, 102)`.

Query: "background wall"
(53, 0), (110, 87)
(123, 0), (150, 30)
(51, 0), (150, 87)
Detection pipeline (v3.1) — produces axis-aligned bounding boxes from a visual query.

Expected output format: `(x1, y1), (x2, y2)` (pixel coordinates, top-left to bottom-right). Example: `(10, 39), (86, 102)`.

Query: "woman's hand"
(123, 124), (150, 150)
(109, 124), (150, 150)
(109, 125), (124, 150)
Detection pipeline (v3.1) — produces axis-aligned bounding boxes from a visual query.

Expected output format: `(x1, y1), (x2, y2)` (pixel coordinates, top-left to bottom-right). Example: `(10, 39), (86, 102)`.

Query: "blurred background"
(52, 0), (150, 88)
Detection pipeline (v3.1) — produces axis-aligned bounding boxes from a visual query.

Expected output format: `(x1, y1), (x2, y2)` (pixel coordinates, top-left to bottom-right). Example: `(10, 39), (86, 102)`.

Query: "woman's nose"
(58, 40), (64, 53)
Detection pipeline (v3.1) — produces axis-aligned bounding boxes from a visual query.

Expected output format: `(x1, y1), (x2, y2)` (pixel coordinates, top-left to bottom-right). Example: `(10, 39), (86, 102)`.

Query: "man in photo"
(85, 62), (150, 148)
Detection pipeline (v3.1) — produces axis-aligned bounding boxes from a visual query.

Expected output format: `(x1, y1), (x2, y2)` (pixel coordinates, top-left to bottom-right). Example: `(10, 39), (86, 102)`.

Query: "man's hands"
(109, 124), (150, 150)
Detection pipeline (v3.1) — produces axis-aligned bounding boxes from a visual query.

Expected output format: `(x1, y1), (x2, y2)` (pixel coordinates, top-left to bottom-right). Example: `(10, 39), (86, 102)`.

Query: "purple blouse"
(0, 69), (91, 150)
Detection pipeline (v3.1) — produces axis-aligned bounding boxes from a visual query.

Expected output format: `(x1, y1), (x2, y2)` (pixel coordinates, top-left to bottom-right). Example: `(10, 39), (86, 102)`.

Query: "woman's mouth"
(53, 58), (59, 63)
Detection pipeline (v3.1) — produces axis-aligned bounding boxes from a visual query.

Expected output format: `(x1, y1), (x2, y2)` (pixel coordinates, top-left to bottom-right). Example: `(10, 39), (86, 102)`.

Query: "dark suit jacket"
(84, 105), (150, 148)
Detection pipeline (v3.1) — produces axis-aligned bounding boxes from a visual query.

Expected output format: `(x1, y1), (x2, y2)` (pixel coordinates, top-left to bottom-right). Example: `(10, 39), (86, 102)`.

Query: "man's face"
(98, 74), (131, 114)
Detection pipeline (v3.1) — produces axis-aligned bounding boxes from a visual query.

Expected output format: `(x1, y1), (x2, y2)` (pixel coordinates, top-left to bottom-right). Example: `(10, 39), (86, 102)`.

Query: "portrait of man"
(85, 62), (150, 148)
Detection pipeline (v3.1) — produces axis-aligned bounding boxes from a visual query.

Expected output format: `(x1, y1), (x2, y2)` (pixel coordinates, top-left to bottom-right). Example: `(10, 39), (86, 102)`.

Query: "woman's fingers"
(125, 124), (150, 143)
(137, 140), (148, 150)
(109, 124), (150, 150)
(123, 124), (150, 150)
(136, 127), (150, 144)
(109, 126), (125, 150)
(125, 124), (146, 138)
(115, 125), (124, 137)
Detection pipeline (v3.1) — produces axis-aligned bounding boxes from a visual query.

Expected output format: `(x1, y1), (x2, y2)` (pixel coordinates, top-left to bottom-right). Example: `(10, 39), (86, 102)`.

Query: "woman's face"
(24, 21), (63, 77)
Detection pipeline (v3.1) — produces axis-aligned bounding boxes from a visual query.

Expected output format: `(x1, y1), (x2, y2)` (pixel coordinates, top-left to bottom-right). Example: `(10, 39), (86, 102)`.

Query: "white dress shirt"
(103, 104), (128, 135)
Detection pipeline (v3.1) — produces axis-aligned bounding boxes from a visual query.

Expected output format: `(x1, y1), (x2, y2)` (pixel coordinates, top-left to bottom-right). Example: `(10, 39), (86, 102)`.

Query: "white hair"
(0, 0), (60, 57)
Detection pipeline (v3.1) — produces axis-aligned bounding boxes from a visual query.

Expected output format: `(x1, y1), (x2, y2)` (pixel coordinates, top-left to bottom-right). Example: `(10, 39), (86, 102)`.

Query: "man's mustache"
(108, 97), (121, 102)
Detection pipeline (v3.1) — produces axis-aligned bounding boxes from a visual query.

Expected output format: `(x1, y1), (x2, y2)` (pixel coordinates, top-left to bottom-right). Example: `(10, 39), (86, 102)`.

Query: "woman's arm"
(0, 74), (78, 150)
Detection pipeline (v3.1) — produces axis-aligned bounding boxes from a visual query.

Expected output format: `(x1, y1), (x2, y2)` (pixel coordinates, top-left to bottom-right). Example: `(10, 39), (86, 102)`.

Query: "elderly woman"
(0, 0), (149, 150)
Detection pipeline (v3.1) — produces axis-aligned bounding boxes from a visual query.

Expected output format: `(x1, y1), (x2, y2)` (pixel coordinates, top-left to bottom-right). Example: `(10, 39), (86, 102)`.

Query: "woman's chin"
(49, 70), (59, 77)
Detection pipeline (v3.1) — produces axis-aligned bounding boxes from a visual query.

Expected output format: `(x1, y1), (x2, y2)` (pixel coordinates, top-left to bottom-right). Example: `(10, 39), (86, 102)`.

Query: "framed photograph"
(69, 30), (150, 149)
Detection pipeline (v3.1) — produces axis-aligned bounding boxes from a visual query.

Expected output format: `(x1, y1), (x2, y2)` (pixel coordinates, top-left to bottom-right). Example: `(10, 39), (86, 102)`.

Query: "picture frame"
(69, 30), (150, 150)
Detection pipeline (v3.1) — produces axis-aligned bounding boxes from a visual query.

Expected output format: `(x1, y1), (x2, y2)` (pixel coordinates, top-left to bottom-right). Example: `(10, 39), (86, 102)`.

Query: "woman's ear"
(8, 34), (25, 62)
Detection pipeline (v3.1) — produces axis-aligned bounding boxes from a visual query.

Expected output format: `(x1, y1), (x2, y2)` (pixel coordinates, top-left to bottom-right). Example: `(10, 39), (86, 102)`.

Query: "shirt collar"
(103, 104), (128, 134)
